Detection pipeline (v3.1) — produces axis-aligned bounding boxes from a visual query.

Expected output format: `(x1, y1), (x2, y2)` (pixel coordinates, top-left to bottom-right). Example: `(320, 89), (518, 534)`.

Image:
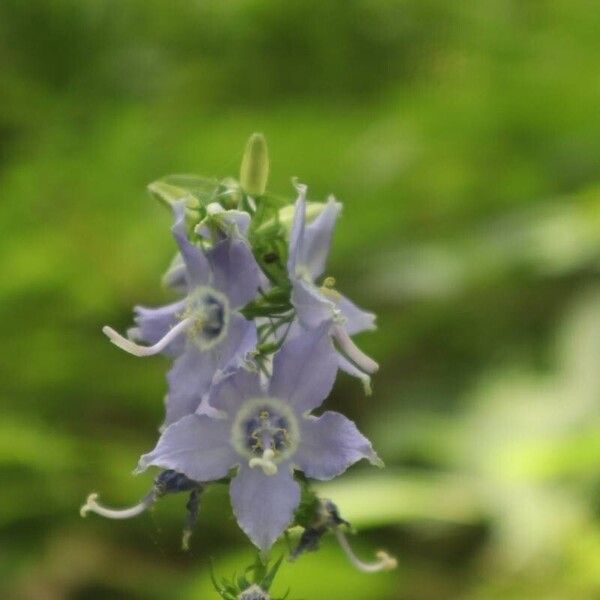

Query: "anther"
(249, 448), (278, 476)
(333, 528), (397, 573)
(103, 317), (192, 357)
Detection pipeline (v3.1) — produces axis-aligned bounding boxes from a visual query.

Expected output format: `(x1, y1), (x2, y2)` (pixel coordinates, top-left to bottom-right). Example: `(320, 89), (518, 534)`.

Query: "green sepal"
(260, 554), (284, 591)
(147, 181), (200, 209)
(292, 479), (320, 529)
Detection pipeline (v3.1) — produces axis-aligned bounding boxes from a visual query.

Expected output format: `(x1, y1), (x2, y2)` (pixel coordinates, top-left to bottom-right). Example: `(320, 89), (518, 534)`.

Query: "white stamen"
(102, 317), (191, 357)
(332, 325), (379, 374)
(80, 492), (155, 520)
(334, 528), (397, 573)
(249, 448), (278, 476)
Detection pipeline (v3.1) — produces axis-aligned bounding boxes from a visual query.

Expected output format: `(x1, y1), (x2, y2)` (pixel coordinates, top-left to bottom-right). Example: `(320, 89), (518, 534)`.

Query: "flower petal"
(161, 252), (187, 292)
(207, 364), (264, 416)
(207, 238), (260, 309)
(218, 312), (258, 369)
(230, 463), (300, 551)
(132, 300), (187, 357)
(300, 196), (341, 280)
(163, 314), (257, 425)
(294, 411), (382, 480)
(196, 206), (251, 240)
(171, 201), (211, 288)
(164, 345), (218, 426)
(291, 278), (336, 329)
(336, 294), (376, 336)
(287, 181), (308, 276)
(137, 414), (237, 482)
(269, 325), (338, 413)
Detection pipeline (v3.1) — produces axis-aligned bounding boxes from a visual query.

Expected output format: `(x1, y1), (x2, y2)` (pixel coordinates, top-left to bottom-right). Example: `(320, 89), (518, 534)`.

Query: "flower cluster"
(82, 134), (395, 583)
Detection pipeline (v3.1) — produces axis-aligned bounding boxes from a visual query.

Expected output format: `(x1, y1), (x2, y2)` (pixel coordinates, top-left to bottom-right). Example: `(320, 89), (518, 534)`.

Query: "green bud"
(240, 133), (269, 197)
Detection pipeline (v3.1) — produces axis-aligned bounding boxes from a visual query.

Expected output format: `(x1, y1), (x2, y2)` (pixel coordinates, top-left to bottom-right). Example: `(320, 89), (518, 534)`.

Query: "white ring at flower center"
(230, 397), (300, 466)
(182, 286), (230, 350)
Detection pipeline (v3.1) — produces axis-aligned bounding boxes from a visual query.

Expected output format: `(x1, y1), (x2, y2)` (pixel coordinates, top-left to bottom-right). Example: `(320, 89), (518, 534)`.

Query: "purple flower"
(103, 201), (261, 425)
(287, 182), (379, 389)
(136, 326), (382, 551)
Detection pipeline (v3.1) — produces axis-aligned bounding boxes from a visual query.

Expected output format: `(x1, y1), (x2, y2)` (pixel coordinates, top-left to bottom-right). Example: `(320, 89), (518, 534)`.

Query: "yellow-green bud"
(240, 133), (269, 197)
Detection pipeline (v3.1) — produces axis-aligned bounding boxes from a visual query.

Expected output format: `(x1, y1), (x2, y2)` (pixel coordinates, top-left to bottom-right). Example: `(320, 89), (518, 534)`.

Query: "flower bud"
(240, 133), (269, 197)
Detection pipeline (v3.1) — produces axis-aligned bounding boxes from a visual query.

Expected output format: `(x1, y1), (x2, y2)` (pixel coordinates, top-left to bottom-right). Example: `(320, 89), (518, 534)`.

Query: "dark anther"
(155, 469), (199, 495)
(291, 499), (351, 560)
(291, 526), (326, 559)
(324, 500), (350, 527)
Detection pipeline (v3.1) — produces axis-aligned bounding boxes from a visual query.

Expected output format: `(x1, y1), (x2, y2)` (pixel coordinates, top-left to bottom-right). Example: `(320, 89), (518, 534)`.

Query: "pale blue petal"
(300, 196), (341, 280)
(161, 253), (187, 292)
(171, 202), (211, 288)
(294, 411), (382, 480)
(137, 414), (237, 482)
(132, 300), (187, 357)
(286, 182), (308, 276)
(196, 208), (251, 240)
(163, 315), (258, 425)
(291, 278), (336, 329)
(230, 463), (300, 551)
(218, 312), (258, 369)
(206, 365), (263, 416)
(207, 238), (260, 309)
(269, 325), (338, 413)
(336, 294), (376, 335)
(164, 345), (217, 426)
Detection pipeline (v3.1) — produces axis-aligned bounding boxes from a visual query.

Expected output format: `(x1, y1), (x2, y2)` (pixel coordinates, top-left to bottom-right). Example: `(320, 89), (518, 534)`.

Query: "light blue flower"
(287, 182), (379, 389)
(136, 326), (382, 551)
(103, 201), (261, 425)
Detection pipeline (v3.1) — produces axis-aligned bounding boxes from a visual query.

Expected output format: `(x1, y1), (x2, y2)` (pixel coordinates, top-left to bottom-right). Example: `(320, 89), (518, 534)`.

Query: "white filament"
(80, 492), (155, 520)
(249, 448), (278, 476)
(332, 325), (379, 374)
(334, 528), (397, 573)
(102, 317), (191, 357)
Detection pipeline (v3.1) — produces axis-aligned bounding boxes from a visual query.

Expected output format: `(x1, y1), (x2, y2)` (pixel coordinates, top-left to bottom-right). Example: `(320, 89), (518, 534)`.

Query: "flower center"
(182, 286), (229, 349)
(231, 397), (299, 476)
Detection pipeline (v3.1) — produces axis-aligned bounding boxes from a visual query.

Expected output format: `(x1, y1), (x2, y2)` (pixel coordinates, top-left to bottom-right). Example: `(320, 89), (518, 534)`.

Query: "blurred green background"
(1, 1), (600, 598)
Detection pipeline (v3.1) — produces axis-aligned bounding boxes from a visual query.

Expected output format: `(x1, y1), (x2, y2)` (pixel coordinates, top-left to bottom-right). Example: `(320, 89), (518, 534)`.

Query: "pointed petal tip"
(370, 452), (385, 469)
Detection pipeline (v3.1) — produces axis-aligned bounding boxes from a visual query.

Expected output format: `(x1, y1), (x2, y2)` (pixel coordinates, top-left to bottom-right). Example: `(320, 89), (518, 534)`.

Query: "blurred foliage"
(0, 1), (599, 598)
